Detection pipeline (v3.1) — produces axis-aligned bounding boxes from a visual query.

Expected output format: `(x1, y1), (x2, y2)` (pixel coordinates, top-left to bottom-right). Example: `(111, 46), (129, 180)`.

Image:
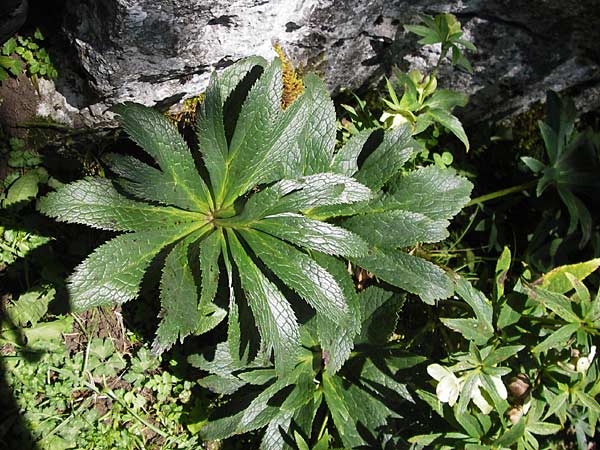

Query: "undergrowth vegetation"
(1, 13), (599, 450)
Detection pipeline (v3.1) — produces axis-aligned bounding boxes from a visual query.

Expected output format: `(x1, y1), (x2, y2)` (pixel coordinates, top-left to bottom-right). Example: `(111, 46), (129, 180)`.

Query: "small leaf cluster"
(522, 91), (600, 247)
(404, 13), (477, 73)
(380, 67), (470, 151)
(412, 248), (600, 449)
(38, 56), (473, 378)
(0, 29), (58, 81)
(1, 137), (55, 209)
(0, 137), (56, 265)
(189, 287), (424, 450)
(2, 309), (202, 449)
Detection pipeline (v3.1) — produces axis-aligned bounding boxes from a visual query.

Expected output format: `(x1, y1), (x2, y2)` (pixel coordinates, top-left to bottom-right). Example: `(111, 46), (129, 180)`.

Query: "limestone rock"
(6, 0), (600, 130)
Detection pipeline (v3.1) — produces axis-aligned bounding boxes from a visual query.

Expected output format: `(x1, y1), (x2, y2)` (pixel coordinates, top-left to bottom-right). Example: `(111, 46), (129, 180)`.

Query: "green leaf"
(355, 124), (417, 190)
(440, 318), (492, 345)
(423, 108), (469, 151)
(404, 24), (436, 38)
(241, 172), (373, 221)
(493, 419), (526, 448)
(289, 74), (336, 175)
(356, 286), (403, 345)
(529, 287), (580, 323)
(537, 258), (600, 294)
(323, 358), (407, 449)
(385, 165), (473, 220)
(313, 253), (361, 373)
(452, 274), (494, 327)
(196, 72), (228, 202)
(198, 230), (223, 306)
(253, 214), (369, 257)
(23, 316), (73, 351)
(112, 102), (213, 212)
(5, 171), (41, 206)
(527, 422), (562, 436)
(223, 59), (283, 204)
(38, 177), (205, 231)
(106, 153), (201, 210)
(2, 38), (17, 55)
(219, 56), (267, 102)
(227, 231), (300, 374)
(7, 288), (55, 327)
(354, 247), (453, 304)
(483, 345), (524, 366)
(423, 89), (468, 110)
(457, 372), (479, 414)
(238, 378), (296, 433)
(322, 372), (365, 447)
(330, 129), (374, 176)
(343, 209), (450, 248)
(532, 323), (579, 354)
(521, 156), (546, 174)
(152, 233), (205, 353)
(495, 247), (511, 299)
(68, 225), (200, 310)
(261, 410), (294, 450)
(575, 391), (600, 414)
(241, 229), (350, 325)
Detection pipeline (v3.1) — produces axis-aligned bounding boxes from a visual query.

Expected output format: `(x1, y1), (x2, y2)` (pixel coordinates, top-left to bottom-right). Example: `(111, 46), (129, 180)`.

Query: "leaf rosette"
(38, 56), (472, 374)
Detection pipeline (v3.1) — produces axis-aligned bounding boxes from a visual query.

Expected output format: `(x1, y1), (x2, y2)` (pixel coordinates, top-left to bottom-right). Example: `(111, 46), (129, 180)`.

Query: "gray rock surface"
(6, 0), (600, 129)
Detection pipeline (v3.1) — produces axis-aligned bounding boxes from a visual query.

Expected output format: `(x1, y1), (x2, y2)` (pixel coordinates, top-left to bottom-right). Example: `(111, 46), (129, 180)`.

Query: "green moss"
(166, 94), (206, 126)
(508, 101), (545, 158)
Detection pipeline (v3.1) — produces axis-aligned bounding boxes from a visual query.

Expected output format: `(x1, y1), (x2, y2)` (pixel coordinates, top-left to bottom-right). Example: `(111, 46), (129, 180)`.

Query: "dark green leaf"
(493, 419), (526, 447)
(289, 74), (336, 175)
(530, 287), (580, 323)
(423, 108), (469, 151)
(354, 247), (453, 304)
(197, 72), (228, 202)
(241, 172), (373, 221)
(241, 230), (350, 325)
(228, 231), (300, 374)
(330, 129), (374, 176)
(343, 209), (450, 248)
(38, 177), (205, 231)
(385, 165), (473, 220)
(355, 124), (417, 190)
(253, 214), (369, 257)
(153, 234), (204, 353)
(313, 253), (361, 373)
(68, 225), (201, 310)
(532, 323), (579, 354)
(223, 59), (283, 204)
(112, 102), (213, 212)
(356, 286), (403, 345)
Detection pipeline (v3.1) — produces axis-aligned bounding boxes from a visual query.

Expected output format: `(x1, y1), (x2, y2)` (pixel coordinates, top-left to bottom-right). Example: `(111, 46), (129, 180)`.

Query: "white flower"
(428, 364), (507, 413)
(576, 345), (596, 374)
(470, 376), (507, 414)
(427, 364), (460, 406)
(380, 112), (408, 129)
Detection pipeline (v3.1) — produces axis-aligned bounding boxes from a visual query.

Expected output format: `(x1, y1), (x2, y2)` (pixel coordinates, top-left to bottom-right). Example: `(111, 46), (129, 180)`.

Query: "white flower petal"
(491, 375), (508, 400)
(437, 375), (460, 406)
(427, 364), (452, 382)
(471, 385), (493, 414)
(577, 357), (591, 373)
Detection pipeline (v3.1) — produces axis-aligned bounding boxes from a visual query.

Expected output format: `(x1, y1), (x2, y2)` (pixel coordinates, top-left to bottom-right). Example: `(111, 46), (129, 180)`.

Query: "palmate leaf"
(39, 55), (470, 375)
